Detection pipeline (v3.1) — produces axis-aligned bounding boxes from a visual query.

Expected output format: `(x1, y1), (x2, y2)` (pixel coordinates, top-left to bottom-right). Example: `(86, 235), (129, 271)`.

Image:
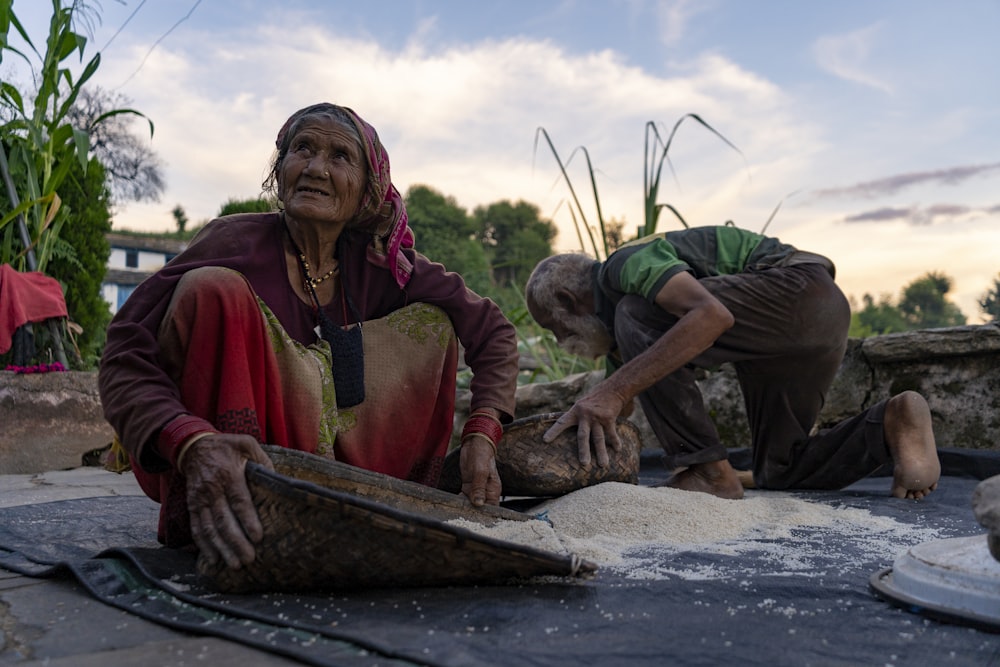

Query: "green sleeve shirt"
(598, 225), (798, 304)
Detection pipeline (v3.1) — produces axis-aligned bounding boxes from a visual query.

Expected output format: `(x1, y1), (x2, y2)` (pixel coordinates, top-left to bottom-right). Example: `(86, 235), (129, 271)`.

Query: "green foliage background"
(979, 274), (1000, 322)
(46, 156), (111, 366)
(405, 185), (491, 295)
(850, 271), (968, 337)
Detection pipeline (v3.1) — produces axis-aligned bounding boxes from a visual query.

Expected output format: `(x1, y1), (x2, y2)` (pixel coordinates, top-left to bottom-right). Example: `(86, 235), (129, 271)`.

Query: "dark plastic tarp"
(1, 449), (998, 667)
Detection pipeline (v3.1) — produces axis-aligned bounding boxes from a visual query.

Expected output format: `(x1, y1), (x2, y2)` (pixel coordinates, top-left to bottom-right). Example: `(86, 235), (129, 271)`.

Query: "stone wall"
(0, 371), (112, 474)
(695, 324), (1000, 452)
(462, 323), (1000, 454)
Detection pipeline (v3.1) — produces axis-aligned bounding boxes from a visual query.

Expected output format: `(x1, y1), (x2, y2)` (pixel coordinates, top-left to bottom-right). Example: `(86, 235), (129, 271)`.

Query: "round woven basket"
(439, 412), (642, 497)
(197, 446), (596, 593)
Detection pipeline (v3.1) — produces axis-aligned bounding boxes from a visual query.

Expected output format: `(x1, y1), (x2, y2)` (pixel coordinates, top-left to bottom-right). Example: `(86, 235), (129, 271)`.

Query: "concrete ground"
(0, 467), (302, 666)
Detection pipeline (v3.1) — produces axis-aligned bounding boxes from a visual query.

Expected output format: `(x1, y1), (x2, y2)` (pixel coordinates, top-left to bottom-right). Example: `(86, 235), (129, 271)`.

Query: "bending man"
(525, 225), (939, 500)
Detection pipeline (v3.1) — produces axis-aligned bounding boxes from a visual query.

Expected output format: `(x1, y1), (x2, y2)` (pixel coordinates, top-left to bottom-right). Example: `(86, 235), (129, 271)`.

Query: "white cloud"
(15, 1), (995, 320)
(92, 18), (812, 246)
(654, 0), (711, 47)
(812, 23), (893, 94)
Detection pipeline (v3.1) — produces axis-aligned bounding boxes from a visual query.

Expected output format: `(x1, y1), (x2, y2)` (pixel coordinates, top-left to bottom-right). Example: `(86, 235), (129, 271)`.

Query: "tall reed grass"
(513, 114), (746, 382)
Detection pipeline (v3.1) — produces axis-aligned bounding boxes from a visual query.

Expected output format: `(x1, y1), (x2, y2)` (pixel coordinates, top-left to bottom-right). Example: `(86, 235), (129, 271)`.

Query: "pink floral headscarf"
(274, 103), (414, 288)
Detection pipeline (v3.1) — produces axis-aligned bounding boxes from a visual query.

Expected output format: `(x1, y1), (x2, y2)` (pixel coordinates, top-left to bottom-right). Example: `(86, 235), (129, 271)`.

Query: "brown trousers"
(615, 262), (891, 490)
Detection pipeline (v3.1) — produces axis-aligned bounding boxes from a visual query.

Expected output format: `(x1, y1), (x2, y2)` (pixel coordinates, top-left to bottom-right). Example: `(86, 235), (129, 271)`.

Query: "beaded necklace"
(283, 218), (359, 328)
(291, 242), (338, 291)
(286, 226), (336, 313)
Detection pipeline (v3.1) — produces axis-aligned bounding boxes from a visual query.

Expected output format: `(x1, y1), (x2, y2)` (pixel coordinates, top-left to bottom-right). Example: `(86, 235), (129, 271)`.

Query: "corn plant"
(0, 0), (152, 273)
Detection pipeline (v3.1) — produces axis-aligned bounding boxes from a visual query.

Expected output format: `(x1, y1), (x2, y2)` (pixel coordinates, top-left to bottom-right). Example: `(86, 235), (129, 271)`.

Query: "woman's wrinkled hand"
(459, 436), (502, 507)
(179, 434), (274, 570)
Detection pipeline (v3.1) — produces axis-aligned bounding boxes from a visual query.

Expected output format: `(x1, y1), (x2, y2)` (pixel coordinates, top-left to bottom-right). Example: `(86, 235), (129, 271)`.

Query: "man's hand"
(179, 434), (274, 570)
(543, 386), (627, 467)
(459, 436), (502, 507)
(545, 272), (734, 468)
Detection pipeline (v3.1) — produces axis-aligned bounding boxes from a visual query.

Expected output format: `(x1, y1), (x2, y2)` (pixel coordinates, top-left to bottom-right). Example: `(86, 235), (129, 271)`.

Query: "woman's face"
(278, 116), (367, 227)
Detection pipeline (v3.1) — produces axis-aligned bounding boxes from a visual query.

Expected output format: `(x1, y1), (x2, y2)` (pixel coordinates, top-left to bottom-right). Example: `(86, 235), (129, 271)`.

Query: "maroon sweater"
(98, 212), (519, 472)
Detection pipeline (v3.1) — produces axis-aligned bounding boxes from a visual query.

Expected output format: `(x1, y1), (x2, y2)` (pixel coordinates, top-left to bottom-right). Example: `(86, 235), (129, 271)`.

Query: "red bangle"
(469, 410), (504, 430)
(461, 414), (503, 449)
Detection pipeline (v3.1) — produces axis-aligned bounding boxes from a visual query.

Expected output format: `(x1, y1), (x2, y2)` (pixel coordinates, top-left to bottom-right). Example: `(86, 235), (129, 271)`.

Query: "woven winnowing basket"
(197, 446), (596, 593)
(439, 412), (643, 497)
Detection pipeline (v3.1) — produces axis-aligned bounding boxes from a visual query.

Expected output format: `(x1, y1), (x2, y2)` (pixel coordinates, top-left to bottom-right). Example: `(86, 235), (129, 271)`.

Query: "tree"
(171, 204), (188, 235)
(404, 185), (491, 294)
(473, 199), (556, 288)
(67, 86), (164, 205)
(850, 293), (908, 337)
(978, 273), (1000, 323)
(604, 217), (627, 252)
(46, 155), (111, 367)
(850, 272), (967, 337)
(898, 271), (966, 329)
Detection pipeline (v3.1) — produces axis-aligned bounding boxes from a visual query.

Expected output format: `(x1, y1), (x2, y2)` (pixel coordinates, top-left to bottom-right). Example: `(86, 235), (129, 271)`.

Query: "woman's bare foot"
(884, 391), (940, 500)
(658, 459), (744, 499)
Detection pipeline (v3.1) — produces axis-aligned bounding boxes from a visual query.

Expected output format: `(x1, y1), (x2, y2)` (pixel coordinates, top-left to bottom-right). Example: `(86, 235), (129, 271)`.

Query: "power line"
(100, 0), (148, 53)
(115, 0), (203, 89)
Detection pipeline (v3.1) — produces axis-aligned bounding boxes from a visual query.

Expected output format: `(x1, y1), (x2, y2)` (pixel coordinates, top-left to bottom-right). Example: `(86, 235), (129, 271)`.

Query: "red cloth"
(135, 268), (318, 545)
(99, 213), (519, 473)
(0, 264), (68, 354)
(140, 268), (458, 547)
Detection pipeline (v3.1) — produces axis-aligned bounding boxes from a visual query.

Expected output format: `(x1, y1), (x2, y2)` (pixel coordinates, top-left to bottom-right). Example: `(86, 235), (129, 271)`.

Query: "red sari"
(134, 267), (459, 546)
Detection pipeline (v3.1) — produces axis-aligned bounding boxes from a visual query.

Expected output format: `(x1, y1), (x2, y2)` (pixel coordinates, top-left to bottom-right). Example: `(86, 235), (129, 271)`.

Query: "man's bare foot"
(658, 459), (744, 499)
(884, 391), (941, 500)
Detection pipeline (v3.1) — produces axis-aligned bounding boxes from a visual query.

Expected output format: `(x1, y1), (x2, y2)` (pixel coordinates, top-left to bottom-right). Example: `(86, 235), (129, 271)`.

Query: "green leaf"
(1, 80), (25, 112)
(0, 196), (38, 232)
(0, 0), (133, 272)
(94, 107), (155, 138)
(533, 127), (602, 259)
(0, 0), (13, 60)
(72, 126), (89, 172)
(642, 114), (744, 236)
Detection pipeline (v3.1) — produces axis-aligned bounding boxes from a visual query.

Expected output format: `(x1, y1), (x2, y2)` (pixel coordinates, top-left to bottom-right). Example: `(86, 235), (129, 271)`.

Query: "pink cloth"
(0, 264), (68, 354)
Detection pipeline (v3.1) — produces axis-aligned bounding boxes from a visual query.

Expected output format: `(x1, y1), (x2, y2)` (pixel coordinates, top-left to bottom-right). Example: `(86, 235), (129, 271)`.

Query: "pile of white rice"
(448, 483), (948, 580)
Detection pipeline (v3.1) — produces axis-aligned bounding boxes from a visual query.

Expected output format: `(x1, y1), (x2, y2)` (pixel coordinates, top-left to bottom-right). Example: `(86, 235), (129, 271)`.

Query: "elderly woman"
(99, 103), (518, 570)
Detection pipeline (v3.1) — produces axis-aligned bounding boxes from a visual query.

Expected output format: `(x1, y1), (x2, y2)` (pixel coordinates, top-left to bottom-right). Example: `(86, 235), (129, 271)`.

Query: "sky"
(6, 0), (1000, 319)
